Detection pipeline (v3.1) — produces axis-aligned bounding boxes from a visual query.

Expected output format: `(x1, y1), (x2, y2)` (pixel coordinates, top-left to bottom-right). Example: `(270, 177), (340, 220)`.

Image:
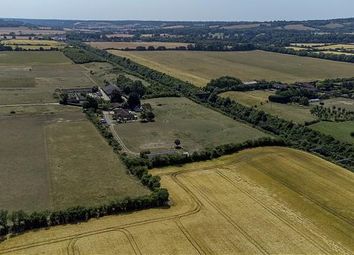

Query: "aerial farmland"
(0, 7), (354, 255)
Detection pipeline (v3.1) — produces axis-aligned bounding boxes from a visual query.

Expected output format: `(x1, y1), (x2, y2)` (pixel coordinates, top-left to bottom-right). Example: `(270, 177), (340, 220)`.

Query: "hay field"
(109, 50), (354, 86)
(0, 52), (95, 104)
(310, 121), (354, 144)
(221, 90), (316, 123)
(0, 107), (149, 212)
(1, 147), (353, 254)
(88, 41), (190, 50)
(114, 97), (269, 153)
(1, 39), (66, 50)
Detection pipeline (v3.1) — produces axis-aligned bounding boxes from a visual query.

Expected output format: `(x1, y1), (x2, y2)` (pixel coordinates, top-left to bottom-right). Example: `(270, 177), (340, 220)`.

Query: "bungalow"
(113, 108), (137, 122)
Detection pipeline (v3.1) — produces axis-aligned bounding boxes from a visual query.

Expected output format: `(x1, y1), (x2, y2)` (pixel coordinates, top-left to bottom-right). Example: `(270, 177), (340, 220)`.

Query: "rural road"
(0, 102), (60, 107)
(102, 111), (139, 156)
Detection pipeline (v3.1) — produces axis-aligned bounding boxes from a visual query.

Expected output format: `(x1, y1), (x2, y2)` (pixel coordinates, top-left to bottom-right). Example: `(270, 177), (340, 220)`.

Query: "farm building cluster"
(58, 83), (154, 124)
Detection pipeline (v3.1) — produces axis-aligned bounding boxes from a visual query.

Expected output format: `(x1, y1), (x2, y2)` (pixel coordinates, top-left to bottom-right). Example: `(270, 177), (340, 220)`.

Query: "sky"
(1, 0), (354, 22)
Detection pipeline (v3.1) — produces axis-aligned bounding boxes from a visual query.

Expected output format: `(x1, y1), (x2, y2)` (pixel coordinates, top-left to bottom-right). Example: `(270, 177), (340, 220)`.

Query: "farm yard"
(114, 97), (269, 153)
(0, 147), (353, 254)
(0, 107), (149, 213)
(0, 51), (95, 104)
(310, 121), (354, 144)
(220, 90), (316, 123)
(109, 50), (354, 86)
(88, 41), (190, 50)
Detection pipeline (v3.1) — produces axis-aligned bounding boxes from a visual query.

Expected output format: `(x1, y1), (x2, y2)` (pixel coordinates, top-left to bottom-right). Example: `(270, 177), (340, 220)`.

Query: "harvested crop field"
(0, 107), (149, 212)
(220, 90), (316, 123)
(0, 51), (95, 104)
(1, 39), (66, 50)
(109, 50), (354, 86)
(88, 41), (190, 50)
(114, 97), (269, 153)
(1, 147), (353, 254)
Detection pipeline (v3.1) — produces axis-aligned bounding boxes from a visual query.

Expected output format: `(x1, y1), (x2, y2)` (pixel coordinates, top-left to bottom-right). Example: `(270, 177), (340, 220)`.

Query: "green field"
(0, 51), (95, 104)
(220, 90), (316, 123)
(310, 121), (354, 144)
(109, 50), (354, 86)
(114, 97), (269, 153)
(0, 108), (149, 212)
(313, 97), (354, 111)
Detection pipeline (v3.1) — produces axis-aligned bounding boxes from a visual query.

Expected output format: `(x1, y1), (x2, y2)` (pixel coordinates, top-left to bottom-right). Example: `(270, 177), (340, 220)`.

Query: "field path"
(102, 111), (139, 155)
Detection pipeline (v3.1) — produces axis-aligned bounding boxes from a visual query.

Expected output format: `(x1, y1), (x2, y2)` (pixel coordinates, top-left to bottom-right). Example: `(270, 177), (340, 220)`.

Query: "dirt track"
(0, 147), (353, 255)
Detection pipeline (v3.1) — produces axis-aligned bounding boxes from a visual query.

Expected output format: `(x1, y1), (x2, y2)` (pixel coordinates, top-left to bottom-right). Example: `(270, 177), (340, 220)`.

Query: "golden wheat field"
(0, 147), (353, 255)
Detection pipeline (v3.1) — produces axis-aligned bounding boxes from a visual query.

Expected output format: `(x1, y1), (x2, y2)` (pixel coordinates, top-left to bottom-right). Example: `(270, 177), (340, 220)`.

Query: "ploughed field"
(0, 51), (95, 105)
(1, 147), (353, 254)
(220, 90), (316, 124)
(109, 50), (354, 86)
(0, 107), (149, 212)
(114, 97), (269, 153)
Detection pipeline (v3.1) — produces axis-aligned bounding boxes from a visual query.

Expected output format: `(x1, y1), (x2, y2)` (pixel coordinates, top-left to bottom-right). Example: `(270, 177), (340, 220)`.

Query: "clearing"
(1, 147), (353, 254)
(220, 90), (316, 123)
(0, 107), (149, 212)
(310, 121), (354, 144)
(0, 51), (95, 104)
(109, 50), (354, 87)
(114, 97), (269, 153)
